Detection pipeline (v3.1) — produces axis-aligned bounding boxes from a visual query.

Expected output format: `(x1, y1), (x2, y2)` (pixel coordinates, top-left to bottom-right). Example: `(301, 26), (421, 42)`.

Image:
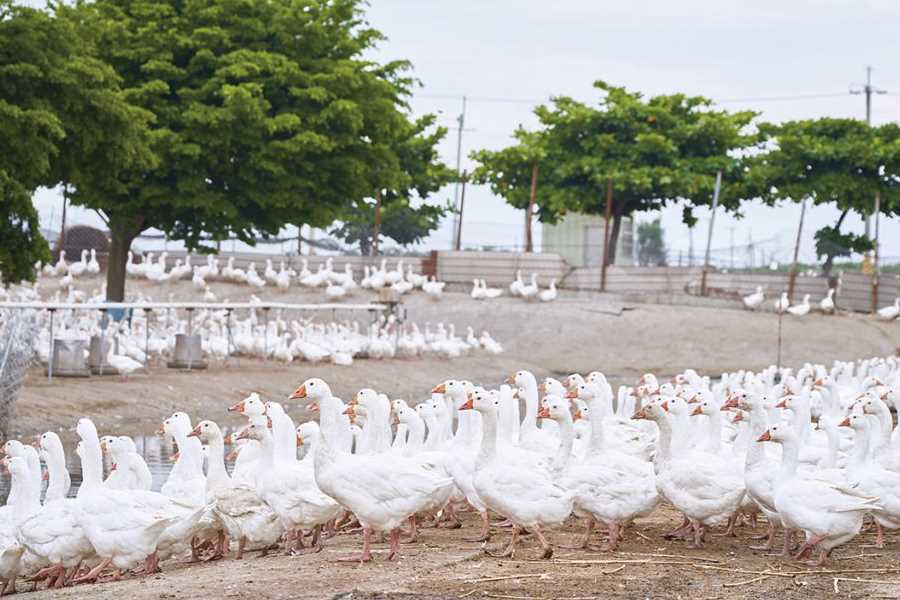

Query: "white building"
(541, 213), (634, 267)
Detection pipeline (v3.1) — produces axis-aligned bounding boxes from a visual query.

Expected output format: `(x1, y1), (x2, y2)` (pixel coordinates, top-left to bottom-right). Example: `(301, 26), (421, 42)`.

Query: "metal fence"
(0, 310), (37, 439)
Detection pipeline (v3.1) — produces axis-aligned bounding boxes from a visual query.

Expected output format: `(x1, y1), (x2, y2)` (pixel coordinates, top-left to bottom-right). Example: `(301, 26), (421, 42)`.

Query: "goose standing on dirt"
(878, 298), (900, 321)
(819, 289), (836, 313)
(742, 286), (764, 310)
(787, 294), (811, 317)
(774, 292), (790, 314)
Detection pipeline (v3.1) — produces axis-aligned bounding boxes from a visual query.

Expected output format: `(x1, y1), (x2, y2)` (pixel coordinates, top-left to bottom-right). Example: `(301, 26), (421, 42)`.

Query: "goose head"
(631, 398), (669, 421)
(296, 421), (319, 447)
(458, 388), (495, 414)
(290, 377), (331, 402)
(756, 422), (793, 444)
(537, 395), (572, 424)
(432, 379), (467, 406)
(562, 373), (585, 390)
(689, 397), (718, 417)
(188, 420), (223, 443)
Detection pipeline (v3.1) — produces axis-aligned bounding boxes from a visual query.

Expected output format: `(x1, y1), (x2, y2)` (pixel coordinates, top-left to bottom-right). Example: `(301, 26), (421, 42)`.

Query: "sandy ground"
(10, 276), (900, 598)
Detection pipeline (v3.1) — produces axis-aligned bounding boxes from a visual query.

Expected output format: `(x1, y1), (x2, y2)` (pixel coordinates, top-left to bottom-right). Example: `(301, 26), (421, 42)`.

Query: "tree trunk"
(607, 200), (626, 266)
(106, 214), (145, 301)
(821, 208), (850, 278)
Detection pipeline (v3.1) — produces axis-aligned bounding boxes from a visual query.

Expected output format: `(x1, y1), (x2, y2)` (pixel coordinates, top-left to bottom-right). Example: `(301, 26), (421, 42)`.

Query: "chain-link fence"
(0, 309), (37, 439)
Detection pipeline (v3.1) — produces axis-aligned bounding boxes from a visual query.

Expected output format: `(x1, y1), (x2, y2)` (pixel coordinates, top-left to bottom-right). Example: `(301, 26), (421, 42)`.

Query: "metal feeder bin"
(167, 334), (207, 370)
(48, 339), (91, 378)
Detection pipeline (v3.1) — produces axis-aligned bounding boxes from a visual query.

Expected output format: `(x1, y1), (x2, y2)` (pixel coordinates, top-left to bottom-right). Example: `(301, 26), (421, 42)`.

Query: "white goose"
(759, 422), (880, 565)
(188, 420), (283, 559)
(295, 382), (453, 562)
(742, 286), (764, 310)
(464, 388), (574, 559)
(632, 399), (745, 548)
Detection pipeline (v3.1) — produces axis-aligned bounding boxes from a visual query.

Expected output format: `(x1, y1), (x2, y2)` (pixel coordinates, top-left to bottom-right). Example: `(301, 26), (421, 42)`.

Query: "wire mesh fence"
(0, 309), (37, 439)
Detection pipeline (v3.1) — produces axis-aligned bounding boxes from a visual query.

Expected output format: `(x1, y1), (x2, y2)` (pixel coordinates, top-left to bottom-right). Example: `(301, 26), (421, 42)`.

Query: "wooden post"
(297, 224), (303, 255)
(454, 171), (468, 251)
(872, 190), (881, 313)
(525, 164), (538, 253)
(372, 188), (382, 256)
(787, 198), (807, 303)
(600, 179), (614, 292)
(700, 171), (722, 296)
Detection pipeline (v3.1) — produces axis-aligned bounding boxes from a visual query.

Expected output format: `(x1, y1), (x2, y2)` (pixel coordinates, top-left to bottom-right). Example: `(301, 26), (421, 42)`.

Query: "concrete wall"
(435, 251), (569, 286)
(162, 251), (424, 274)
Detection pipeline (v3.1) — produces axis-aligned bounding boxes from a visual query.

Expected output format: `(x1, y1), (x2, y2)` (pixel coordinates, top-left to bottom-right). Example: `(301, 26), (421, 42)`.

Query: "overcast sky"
(31, 0), (900, 265)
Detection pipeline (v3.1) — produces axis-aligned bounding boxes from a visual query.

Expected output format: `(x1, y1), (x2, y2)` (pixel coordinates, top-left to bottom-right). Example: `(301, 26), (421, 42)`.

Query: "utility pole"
(450, 96), (467, 248)
(850, 66), (886, 240)
(525, 164), (538, 253)
(687, 225), (694, 267)
(454, 171), (468, 251)
(600, 179), (614, 292)
(700, 171), (722, 296)
(787, 199), (807, 303)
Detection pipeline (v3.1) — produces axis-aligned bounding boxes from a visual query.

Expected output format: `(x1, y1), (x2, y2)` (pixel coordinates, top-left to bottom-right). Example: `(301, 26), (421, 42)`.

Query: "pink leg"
(386, 528), (402, 561)
(558, 518), (594, 550)
(336, 527), (374, 563)
(73, 558), (112, 584)
(464, 511), (491, 543)
(531, 525), (554, 559)
(875, 521), (885, 549)
(485, 526), (520, 558)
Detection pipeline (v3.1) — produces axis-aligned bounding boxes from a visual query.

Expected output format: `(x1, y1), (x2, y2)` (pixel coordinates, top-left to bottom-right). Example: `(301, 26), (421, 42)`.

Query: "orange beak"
(460, 394), (475, 410)
(296, 434), (304, 448)
(573, 410), (583, 421)
(690, 405), (703, 416)
(42, 470), (49, 481)
(839, 416), (851, 427)
(537, 406), (550, 419)
(290, 384), (307, 400)
(504, 374), (515, 385)
(565, 389), (578, 399)
(266, 416), (273, 428)
(813, 378), (823, 387)
(431, 383), (446, 394)
(660, 401), (669, 412)
(775, 399), (787, 409)
(757, 430), (771, 442)
(228, 400), (245, 413)
(187, 425), (202, 438)
(392, 414), (400, 426)
(223, 433), (233, 445)
(686, 394), (699, 404)
(631, 407), (647, 420)
(100, 441), (108, 453)
(732, 412), (743, 424)
(156, 425), (166, 435)
(720, 397), (738, 410)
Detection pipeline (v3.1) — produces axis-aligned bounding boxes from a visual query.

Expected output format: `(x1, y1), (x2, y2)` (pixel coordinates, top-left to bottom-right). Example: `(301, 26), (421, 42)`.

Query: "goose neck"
(553, 417), (574, 471)
(476, 410), (498, 464)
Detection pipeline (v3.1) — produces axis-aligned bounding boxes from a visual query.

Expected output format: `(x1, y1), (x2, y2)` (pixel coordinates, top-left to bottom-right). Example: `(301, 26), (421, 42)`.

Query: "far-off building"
(541, 213), (634, 267)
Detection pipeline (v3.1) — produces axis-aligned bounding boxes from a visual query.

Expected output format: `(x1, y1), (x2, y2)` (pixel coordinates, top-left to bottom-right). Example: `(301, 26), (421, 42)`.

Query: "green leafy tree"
(747, 118), (900, 276)
(330, 114), (453, 254)
(535, 82), (757, 262)
(66, 0), (426, 300)
(637, 219), (667, 266)
(473, 82), (757, 262)
(0, 0), (150, 284)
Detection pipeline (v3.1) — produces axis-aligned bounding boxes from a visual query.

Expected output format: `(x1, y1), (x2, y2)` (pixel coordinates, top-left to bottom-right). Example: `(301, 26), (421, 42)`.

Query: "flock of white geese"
(744, 285), (900, 320)
(3, 286), (504, 373)
(1, 356), (899, 592)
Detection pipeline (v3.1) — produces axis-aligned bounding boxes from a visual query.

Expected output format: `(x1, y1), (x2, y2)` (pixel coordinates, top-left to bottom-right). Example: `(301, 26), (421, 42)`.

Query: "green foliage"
(331, 198), (451, 255)
(748, 118), (900, 273)
(330, 113), (454, 254)
(0, 175), (50, 284)
(0, 0), (141, 283)
(470, 127), (551, 219)
(814, 226), (873, 261)
(530, 81), (758, 222)
(636, 219), (667, 266)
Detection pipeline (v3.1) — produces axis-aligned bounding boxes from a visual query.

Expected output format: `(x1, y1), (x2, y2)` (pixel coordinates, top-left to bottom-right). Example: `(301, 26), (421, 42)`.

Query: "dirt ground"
(21, 506), (900, 600)
(11, 277), (900, 598)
